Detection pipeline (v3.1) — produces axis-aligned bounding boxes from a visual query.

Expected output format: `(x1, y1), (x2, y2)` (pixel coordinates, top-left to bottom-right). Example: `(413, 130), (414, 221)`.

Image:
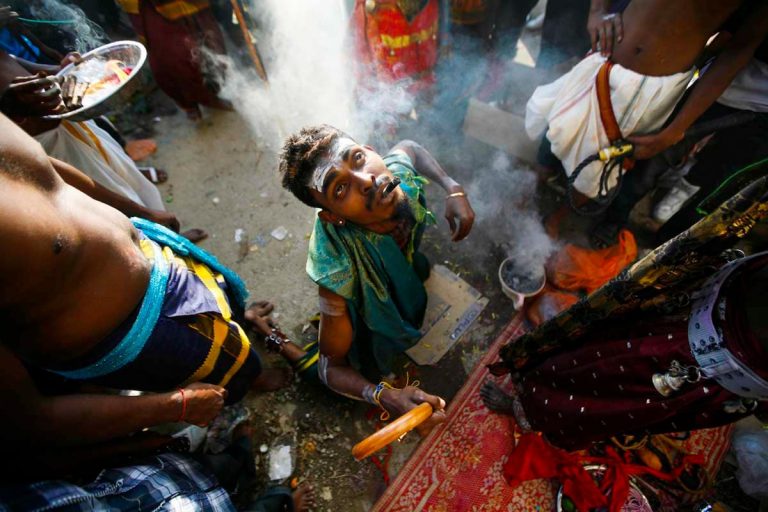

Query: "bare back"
(613, 0), (743, 76)
(0, 115), (150, 367)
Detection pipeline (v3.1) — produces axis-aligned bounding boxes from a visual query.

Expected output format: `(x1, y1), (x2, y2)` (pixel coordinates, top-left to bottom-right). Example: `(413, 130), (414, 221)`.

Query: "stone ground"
(110, 28), (760, 512)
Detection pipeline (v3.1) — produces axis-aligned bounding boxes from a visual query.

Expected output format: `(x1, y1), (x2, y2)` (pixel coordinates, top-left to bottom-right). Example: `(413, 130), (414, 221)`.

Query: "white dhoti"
(525, 53), (694, 198)
(36, 120), (165, 211)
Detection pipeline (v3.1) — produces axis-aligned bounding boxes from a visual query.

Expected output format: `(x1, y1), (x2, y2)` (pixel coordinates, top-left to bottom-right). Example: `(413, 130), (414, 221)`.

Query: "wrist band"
(372, 381), (394, 421)
(446, 191), (465, 199)
(177, 388), (187, 422)
(362, 384), (376, 405)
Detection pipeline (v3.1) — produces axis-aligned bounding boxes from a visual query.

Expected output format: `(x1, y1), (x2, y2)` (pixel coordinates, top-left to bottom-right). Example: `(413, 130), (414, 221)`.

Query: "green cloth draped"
(306, 152), (435, 374)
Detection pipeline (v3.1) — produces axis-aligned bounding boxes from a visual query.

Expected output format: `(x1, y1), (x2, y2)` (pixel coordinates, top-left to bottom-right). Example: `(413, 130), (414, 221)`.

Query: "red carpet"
(373, 315), (733, 512)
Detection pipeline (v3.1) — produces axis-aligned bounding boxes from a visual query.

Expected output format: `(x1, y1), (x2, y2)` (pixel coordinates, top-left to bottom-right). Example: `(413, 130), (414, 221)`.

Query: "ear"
(318, 209), (344, 226)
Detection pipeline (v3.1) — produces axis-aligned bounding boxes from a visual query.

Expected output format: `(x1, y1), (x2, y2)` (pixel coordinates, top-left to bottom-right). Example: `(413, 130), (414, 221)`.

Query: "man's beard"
(391, 197), (415, 225)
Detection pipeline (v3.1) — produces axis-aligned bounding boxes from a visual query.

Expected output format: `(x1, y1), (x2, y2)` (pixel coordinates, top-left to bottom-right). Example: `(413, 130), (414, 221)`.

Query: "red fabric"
(504, 433), (607, 511)
(504, 434), (707, 512)
(350, 0), (439, 93)
(128, 5), (226, 112)
(547, 229), (637, 293)
(373, 315), (735, 511)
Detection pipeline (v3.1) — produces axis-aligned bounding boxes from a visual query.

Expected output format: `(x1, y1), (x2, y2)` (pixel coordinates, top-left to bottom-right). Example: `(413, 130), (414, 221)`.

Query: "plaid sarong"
(0, 453), (235, 512)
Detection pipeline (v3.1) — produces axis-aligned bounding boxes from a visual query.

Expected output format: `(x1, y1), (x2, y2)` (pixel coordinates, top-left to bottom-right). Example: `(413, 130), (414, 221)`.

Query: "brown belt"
(596, 61), (635, 171)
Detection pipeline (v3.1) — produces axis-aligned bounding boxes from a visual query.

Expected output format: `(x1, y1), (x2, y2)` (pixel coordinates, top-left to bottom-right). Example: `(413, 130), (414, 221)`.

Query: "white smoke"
(27, 0), (106, 53)
(215, 0), (414, 148)
(467, 151), (557, 279)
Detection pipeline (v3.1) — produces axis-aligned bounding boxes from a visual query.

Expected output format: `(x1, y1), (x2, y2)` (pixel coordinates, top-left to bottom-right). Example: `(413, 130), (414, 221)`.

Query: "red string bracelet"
(177, 388), (187, 422)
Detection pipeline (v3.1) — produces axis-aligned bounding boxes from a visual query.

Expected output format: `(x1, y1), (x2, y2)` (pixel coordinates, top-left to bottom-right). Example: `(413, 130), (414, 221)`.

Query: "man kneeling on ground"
(278, 125), (475, 430)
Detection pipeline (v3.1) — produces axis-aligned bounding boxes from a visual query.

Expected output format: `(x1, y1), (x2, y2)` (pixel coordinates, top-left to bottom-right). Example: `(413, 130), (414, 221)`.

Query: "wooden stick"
(352, 403), (433, 460)
(229, 0), (269, 83)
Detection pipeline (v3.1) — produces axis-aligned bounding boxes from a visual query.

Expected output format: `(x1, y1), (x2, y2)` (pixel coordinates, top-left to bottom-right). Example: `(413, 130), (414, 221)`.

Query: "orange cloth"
(547, 229), (638, 294)
(125, 139), (158, 162)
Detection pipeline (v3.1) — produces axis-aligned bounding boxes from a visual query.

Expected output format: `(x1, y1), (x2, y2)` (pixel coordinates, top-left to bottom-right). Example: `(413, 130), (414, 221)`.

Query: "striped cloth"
(0, 453), (235, 512)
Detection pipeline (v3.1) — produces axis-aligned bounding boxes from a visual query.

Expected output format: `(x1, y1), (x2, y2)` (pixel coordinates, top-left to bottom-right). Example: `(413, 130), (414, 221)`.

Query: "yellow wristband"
(447, 191), (466, 199)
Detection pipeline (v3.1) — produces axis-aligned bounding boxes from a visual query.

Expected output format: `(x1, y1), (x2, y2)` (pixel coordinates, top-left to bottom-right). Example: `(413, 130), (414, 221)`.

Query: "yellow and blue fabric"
(47, 219), (259, 403)
(306, 152), (435, 374)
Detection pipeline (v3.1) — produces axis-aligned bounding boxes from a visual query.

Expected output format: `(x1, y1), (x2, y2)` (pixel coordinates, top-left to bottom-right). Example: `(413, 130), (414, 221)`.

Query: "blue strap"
(52, 239), (170, 379)
(131, 218), (249, 309)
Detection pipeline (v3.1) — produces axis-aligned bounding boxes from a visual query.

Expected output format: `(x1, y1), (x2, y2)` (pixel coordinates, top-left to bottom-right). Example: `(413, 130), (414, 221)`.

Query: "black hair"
(277, 124), (344, 207)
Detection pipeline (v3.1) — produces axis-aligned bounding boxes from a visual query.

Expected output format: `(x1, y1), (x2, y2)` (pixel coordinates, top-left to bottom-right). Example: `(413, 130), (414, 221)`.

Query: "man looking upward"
(279, 125), (475, 429)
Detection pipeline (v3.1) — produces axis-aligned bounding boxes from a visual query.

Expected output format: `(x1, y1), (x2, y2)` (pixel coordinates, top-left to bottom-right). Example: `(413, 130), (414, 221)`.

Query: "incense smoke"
(466, 151), (557, 280)
(23, 0), (106, 53)
(214, 0), (413, 149)
(215, 1), (555, 279)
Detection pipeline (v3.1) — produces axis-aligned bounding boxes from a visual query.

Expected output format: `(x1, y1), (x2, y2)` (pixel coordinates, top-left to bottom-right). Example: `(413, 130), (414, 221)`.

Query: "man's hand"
(0, 6), (18, 29)
(587, 10), (623, 57)
(0, 74), (64, 118)
(627, 129), (683, 160)
(144, 209), (180, 233)
(445, 191), (475, 242)
(380, 385), (447, 436)
(175, 383), (227, 426)
(60, 52), (83, 69)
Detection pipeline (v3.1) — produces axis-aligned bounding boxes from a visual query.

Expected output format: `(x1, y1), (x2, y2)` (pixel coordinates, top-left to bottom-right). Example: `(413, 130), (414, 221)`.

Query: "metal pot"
(45, 40), (147, 122)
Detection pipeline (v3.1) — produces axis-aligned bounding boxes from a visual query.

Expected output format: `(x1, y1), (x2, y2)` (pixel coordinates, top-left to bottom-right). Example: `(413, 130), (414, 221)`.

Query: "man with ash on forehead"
(279, 125), (475, 428)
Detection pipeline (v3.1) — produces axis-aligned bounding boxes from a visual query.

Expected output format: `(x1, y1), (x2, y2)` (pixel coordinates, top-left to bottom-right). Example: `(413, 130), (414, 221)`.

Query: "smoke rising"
(214, 0), (414, 149)
(214, 1), (555, 281)
(466, 151), (557, 281)
(26, 0), (106, 53)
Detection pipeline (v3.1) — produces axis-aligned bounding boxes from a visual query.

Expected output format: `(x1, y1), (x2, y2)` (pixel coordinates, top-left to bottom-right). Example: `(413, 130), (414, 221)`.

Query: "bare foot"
(251, 367), (293, 392)
(182, 228), (209, 243)
(480, 380), (516, 414)
(292, 482), (316, 512)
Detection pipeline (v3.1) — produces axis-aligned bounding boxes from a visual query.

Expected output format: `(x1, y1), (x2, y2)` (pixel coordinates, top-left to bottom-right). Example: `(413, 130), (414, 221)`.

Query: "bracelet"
(372, 381), (394, 421)
(446, 191), (466, 199)
(362, 384), (376, 405)
(177, 388), (187, 423)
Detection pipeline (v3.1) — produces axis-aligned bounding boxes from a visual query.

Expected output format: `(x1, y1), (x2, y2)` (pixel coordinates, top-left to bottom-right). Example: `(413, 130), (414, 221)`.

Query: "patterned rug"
(373, 315), (733, 512)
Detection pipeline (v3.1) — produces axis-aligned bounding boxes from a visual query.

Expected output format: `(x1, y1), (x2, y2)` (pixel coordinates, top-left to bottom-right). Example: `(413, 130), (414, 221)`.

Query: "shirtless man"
(0, 112), (282, 473)
(526, 0), (768, 199)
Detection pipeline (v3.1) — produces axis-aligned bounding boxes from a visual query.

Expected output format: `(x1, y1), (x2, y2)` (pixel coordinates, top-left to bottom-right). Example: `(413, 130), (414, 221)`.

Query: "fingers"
(61, 52), (83, 68)
(589, 27), (598, 53)
(411, 387), (446, 412)
(257, 301), (275, 315)
(599, 23), (608, 56)
(614, 14), (624, 44)
(604, 20), (614, 56)
(445, 213), (457, 239)
(454, 213), (474, 242)
(8, 76), (57, 92)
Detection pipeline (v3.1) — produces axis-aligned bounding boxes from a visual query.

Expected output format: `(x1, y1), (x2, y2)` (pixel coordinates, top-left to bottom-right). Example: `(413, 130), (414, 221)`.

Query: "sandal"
(138, 166), (168, 184)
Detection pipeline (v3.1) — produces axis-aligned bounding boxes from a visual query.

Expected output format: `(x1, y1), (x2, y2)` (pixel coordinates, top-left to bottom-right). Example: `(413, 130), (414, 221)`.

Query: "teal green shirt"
(306, 152), (435, 374)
